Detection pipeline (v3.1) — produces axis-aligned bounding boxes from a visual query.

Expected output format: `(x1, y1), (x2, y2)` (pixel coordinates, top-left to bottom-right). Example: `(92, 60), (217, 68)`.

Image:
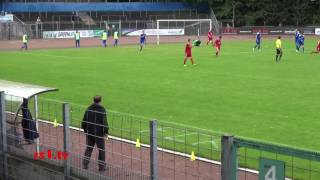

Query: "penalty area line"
(192, 140), (217, 148)
(164, 132), (198, 143)
(138, 127), (171, 133)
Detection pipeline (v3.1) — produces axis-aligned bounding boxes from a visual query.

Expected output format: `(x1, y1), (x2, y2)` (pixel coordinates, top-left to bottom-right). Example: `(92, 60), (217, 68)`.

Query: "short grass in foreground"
(1, 38), (320, 154)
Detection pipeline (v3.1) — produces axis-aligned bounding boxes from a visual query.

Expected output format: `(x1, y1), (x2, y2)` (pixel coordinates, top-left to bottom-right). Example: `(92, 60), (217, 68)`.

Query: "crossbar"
(156, 19), (212, 45)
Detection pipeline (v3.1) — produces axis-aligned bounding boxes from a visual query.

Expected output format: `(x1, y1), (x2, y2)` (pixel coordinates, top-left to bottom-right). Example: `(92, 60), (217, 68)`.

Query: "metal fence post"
(150, 120), (158, 180)
(221, 135), (237, 180)
(0, 92), (8, 180)
(34, 95), (40, 153)
(63, 103), (71, 180)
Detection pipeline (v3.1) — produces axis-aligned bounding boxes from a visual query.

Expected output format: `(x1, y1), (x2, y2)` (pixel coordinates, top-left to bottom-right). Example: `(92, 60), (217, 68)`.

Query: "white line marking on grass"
(192, 140), (217, 147)
(222, 50), (277, 55)
(164, 132), (198, 142)
(139, 127), (170, 133)
(27, 52), (90, 60)
(138, 129), (149, 133)
(165, 132), (198, 139)
(163, 136), (184, 143)
(157, 127), (171, 132)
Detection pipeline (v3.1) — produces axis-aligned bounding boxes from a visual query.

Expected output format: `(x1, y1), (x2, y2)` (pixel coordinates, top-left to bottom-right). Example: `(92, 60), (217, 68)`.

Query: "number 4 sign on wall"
(259, 158), (285, 180)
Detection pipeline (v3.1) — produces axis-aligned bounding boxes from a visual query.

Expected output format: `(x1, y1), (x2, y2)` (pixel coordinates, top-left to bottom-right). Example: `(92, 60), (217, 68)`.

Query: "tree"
(185, 0), (320, 26)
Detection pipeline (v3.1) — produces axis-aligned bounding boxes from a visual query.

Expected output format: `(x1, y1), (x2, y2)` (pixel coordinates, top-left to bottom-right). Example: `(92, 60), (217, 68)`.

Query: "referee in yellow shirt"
(276, 36), (282, 62)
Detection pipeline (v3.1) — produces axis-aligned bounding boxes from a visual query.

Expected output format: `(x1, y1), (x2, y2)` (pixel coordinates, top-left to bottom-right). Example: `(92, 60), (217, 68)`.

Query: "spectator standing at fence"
(113, 30), (119, 47)
(35, 17), (42, 39)
(21, 98), (39, 144)
(275, 36), (283, 62)
(36, 16), (41, 24)
(75, 30), (80, 48)
(253, 32), (261, 52)
(20, 33), (28, 51)
(82, 95), (109, 171)
(226, 23), (231, 30)
(101, 30), (108, 48)
(71, 12), (76, 22)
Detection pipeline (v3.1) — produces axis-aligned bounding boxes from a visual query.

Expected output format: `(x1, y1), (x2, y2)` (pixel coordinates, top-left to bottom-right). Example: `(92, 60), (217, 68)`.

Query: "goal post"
(156, 19), (212, 45)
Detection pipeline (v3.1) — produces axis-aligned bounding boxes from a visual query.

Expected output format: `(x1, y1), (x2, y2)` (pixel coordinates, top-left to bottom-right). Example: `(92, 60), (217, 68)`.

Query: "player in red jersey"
(214, 36), (222, 57)
(206, 29), (214, 45)
(184, 39), (196, 66)
(311, 40), (320, 54)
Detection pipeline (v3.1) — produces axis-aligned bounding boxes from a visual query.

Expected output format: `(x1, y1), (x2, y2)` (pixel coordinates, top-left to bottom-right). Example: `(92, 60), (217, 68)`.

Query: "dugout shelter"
(0, 80), (58, 152)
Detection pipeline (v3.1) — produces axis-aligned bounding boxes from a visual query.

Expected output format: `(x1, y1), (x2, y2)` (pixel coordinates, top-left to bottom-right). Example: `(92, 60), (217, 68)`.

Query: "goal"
(156, 19), (212, 45)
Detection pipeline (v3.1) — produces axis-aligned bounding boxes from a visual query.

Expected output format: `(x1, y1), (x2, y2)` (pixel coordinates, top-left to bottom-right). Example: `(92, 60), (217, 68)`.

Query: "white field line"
(164, 132), (198, 142)
(162, 137), (184, 143)
(192, 140), (217, 147)
(26, 52), (91, 60)
(6, 111), (294, 178)
(139, 127), (170, 133)
(138, 129), (149, 133)
(137, 128), (149, 133)
(25, 46), (153, 59)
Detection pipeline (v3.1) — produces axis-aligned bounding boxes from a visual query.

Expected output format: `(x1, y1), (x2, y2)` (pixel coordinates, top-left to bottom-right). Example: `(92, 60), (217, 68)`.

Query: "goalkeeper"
(192, 39), (201, 47)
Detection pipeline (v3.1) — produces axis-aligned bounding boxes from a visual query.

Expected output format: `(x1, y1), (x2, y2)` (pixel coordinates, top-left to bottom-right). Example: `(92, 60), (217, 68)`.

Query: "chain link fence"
(222, 136), (320, 180)
(0, 93), (225, 180)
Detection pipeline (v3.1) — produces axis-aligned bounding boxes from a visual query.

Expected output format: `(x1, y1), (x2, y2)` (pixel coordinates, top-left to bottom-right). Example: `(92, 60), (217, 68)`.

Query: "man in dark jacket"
(21, 98), (39, 144)
(82, 95), (109, 171)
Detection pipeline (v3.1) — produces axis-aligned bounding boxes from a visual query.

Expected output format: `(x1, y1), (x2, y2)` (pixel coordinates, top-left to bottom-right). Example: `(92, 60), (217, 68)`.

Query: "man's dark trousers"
(83, 134), (106, 169)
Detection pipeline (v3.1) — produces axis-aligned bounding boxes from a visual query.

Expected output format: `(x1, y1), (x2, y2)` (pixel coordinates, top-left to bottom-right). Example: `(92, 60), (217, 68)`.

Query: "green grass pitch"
(1, 38), (320, 153)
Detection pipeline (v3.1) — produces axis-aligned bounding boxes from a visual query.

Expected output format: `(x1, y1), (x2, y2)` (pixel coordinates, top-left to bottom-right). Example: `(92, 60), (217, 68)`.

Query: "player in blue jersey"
(298, 34), (305, 53)
(140, 30), (146, 52)
(253, 32), (261, 52)
(295, 30), (300, 52)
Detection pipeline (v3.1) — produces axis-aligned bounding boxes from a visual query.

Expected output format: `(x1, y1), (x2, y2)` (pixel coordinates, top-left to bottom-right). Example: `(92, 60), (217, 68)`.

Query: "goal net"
(156, 19), (212, 45)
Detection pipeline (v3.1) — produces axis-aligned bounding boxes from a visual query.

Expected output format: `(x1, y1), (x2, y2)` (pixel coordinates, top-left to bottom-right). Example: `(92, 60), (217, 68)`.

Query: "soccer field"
(1, 38), (320, 151)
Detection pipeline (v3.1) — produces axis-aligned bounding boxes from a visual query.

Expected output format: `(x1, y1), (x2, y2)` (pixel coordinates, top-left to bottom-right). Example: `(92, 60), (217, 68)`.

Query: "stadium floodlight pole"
(157, 19), (212, 45)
